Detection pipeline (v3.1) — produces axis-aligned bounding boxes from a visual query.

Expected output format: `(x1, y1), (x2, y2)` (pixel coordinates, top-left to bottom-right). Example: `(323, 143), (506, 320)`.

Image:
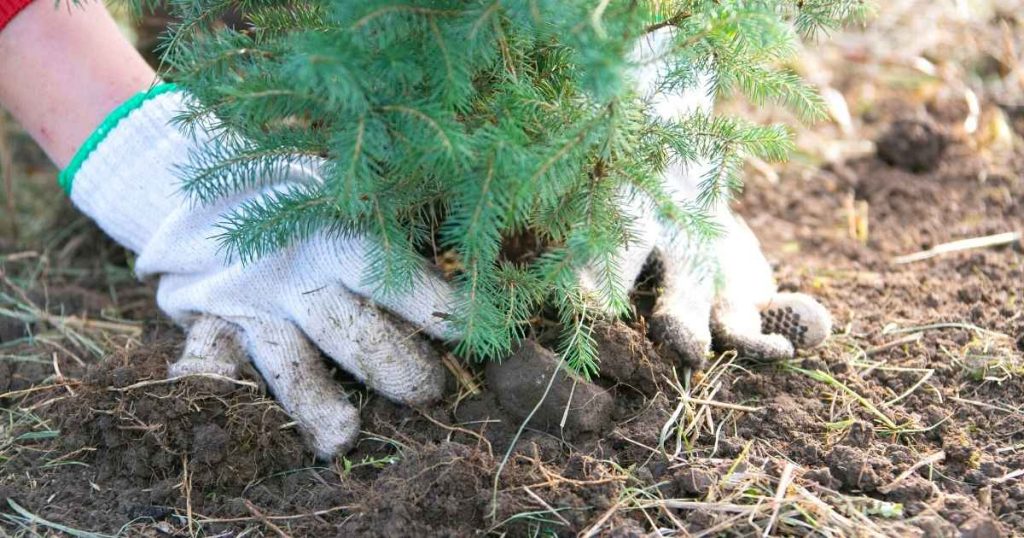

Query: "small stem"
(644, 11), (692, 34)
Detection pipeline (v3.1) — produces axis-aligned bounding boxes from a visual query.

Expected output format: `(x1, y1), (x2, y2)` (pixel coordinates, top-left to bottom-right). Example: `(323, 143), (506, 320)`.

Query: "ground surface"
(2, 2), (1023, 537)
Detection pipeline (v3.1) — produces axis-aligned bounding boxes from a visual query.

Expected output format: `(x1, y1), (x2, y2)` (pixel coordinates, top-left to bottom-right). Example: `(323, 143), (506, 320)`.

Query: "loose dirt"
(4, 3), (1024, 533)
(2, 95), (1021, 536)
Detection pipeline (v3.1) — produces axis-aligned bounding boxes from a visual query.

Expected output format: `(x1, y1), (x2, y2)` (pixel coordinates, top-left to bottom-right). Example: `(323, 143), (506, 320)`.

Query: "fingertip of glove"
(720, 332), (795, 362)
(394, 371), (446, 407)
(372, 334), (447, 407)
(305, 404), (362, 461)
(761, 292), (832, 349)
(649, 312), (712, 370)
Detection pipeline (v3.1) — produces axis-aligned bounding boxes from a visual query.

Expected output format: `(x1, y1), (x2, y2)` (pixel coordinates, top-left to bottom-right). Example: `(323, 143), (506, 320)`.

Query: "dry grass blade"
(791, 484), (886, 537)
(786, 365), (900, 430)
(683, 396), (762, 412)
(5, 499), (113, 538)
(881, 369), (934, 407)
(991, 469), (1024, 485)
(578, 499), (625, 538)
(440, 352), (482, 396)
(0, 382), (79, 400)
(522, 486), (572, 527)
(108, 374), (259, 392)
(0, 115), (17, 238)
(636, 500), (757, 513)
(891, 231), (1020, 264)
(194, 505), (352, 524)
(877, 450), (945, 494)
(243, 499), (294, 538)
(884, 321), (1010, 339)
(862, 333), (923, 356)
(414, 408), (493, 458)
(951, 396), (1023, 414)
(181, 454), (197, 538)
(763, 462), (796, 537)
(0, 269), (138, 358)
(658, 352), (752, 458)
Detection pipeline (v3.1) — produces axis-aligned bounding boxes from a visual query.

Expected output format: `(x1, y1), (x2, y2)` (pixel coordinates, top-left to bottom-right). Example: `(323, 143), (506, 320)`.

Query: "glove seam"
(59, 83), (180, 195)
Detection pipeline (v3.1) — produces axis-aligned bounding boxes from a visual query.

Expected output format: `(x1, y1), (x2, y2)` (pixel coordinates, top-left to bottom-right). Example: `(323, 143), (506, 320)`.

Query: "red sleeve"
(0, 0), (34, 33)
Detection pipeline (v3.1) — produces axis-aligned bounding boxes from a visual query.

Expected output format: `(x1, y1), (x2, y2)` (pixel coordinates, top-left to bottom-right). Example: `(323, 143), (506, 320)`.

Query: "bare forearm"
(0, 0), (156, 167)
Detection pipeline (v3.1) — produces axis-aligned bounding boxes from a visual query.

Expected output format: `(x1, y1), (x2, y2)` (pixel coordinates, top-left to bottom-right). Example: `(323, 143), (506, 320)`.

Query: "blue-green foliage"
(142, 0), (869, 375)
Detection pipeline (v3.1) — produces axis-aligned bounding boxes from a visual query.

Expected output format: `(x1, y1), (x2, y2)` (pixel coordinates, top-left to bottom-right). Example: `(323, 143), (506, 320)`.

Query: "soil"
(4, 8), (1024, 532)
(875, 118), (949, 173)
(1, 98), (1021, 536)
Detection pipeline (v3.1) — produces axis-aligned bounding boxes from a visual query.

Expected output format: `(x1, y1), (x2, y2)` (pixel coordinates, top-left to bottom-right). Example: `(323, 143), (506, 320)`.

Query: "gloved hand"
(62, 86), (455, 458)
(580, 29), (832, 369)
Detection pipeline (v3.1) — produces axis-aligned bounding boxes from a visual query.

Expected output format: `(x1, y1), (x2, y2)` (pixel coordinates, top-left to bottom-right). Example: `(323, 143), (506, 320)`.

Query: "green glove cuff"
(59, 83), (180, 195)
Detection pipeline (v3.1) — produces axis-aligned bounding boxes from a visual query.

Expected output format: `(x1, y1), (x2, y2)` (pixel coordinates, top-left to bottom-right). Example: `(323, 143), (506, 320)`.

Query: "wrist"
(60, 83), (180, 194)
(67, 85), (205, 253)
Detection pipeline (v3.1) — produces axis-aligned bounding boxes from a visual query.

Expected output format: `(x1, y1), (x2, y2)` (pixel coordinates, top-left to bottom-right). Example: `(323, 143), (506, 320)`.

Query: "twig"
(181, 454), (197, 538)
(108, 373), (259, 392)
(579, 499), (625, 538)
(522, 486), (571, 527)
(891, 231), (1020, 264)
(644, 11), (692, 33)
(951, 396), (1023, 414)
(440, 353), (482, 395)
(414, 408), (492, 458)
(877, 451), (945, 494)
(243, 500), (293, 538)
(194, 505), (351, 524)
(863, 333), (923, 356)
(991, 469), (1024, 485)
(52, 353), (76, 397)
(683, 396), (762, 413)
(589, 0), (613, 37)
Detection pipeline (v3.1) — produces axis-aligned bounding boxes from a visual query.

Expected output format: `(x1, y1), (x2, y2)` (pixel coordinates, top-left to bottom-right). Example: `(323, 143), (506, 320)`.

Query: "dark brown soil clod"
(591, 320), (675, 395)
(876, 118), (948, 173)
(485, 340), (614, 435)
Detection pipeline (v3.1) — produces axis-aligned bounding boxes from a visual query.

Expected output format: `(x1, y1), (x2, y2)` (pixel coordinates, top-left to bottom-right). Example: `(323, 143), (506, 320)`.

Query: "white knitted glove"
(63, 86), (454, 458)
(580, 29), (832, 368)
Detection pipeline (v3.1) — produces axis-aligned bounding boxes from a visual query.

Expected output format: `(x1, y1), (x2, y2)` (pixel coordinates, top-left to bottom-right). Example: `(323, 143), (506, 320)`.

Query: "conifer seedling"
(140, 0), (870, 375)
